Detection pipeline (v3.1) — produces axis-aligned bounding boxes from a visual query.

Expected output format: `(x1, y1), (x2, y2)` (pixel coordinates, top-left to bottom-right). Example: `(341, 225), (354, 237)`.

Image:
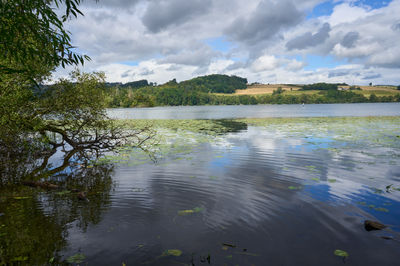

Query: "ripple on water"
(59, 117), (400, 265)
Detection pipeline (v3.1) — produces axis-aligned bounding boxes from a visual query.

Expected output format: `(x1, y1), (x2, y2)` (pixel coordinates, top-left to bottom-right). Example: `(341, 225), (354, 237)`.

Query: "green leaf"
(178, 207), (203, 216)
(178, 209), (194, 215)
(288, 186), (302, 190)
(13, 196), (30, 200)
(163, 249), (182, 257)
(12, 256), (29, 262)
(334, 249), (349, 258)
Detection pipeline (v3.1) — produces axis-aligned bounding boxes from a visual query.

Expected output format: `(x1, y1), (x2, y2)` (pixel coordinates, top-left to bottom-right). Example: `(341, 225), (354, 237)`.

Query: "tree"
(272, 87), (284, 95)
(1, 0), (90, 140)
(0, 1), (154, 182)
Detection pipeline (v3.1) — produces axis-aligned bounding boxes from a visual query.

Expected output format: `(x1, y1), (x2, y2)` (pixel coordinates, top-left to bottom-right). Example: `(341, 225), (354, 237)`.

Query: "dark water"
(108, 102), (400, 119)
(1, 117), (400, 265)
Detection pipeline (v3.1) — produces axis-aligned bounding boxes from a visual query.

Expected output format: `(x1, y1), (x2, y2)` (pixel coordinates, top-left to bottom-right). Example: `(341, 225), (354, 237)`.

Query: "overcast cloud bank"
(54, 0), (400, 85)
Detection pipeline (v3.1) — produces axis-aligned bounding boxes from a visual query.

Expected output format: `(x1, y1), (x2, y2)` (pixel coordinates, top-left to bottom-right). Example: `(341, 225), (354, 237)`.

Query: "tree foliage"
(0, 0), (90, 78)
(301, 83), (338, 91)
(180, 74), (248, 93)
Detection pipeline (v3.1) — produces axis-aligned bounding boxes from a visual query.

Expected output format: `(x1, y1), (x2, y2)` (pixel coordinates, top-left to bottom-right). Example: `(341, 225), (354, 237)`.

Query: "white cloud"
(51, 0), (400, 85)
(251, 55), (281, 72)
(328, 3), (369, 26)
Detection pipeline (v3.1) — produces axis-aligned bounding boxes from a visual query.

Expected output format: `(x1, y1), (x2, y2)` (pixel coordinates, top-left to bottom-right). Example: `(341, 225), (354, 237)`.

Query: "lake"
(108, 102), (400, 119)
(1, 104), (400, 265)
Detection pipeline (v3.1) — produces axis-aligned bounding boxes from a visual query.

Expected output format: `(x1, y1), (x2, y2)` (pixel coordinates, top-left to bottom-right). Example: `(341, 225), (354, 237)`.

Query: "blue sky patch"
(355, 0), (390, 9)
(205, 37), (233, 53)
(304, 55), (347, 70)
(120, 61), (139, 66)
(307, 0), (391, 19)
(307, 1), (334, 19)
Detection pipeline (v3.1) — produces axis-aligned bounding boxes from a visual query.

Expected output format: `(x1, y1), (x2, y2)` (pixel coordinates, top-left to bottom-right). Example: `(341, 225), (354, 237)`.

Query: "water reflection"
(1, 117), (400, 265)
(0, 143), (114, 265)
(68, 122), (400, 265)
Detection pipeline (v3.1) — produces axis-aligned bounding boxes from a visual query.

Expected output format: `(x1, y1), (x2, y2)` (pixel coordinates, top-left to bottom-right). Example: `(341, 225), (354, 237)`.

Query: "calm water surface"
(1, 107), (400, 265)
(108, 102), (400, 119)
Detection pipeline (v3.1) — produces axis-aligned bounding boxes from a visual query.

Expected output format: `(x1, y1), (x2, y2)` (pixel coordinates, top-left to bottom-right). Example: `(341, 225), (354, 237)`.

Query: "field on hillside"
(233, 84), (302, 95)
(231, 84), (399, 97)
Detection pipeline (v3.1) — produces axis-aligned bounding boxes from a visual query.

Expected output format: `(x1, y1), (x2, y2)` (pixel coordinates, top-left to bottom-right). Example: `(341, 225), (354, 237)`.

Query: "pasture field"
(228, 84), (399, 97)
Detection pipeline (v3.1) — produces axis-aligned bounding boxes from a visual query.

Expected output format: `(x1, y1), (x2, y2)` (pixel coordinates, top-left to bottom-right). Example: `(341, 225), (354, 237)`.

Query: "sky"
(54, 0), (400, 85)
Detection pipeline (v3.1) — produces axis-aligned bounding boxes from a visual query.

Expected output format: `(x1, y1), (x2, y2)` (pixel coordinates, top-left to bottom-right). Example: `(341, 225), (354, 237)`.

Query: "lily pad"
(334, 249), (349, 258)
(374, 207), (389, 212)
(163, 249), (182, 257)
(66, 253), (86, 264)
(178, 207), (204, 216)
(178, 209), (194, 215)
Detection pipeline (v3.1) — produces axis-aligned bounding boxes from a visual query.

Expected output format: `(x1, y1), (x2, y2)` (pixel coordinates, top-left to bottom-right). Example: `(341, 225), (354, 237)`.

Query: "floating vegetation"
(288, 186), (302, 190)
(66, 253), (86, 264)
(364, 220), (386, 231)
(162, 249), (182, 257)
(328, 179), (337, 183)
(118, 119), (247, 136)
(374, 207), (389, 212)
(305, 165), (317, 171)
(178, 207), (204, 216)
(237, 117), (400, 149)
(311, 178), (320, 182)
(364, 204), (390, 212)
(334, 249), (349, 258)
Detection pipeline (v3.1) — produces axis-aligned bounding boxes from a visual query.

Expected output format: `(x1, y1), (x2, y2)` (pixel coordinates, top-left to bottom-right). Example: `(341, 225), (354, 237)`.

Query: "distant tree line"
(301, 83), (339, 91)
(104, 86), (400, 108)
(102, 77), (400, 107)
